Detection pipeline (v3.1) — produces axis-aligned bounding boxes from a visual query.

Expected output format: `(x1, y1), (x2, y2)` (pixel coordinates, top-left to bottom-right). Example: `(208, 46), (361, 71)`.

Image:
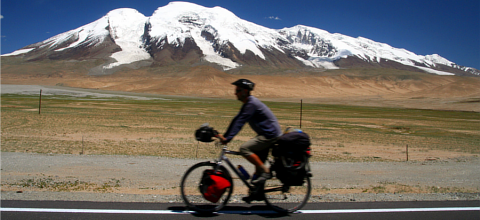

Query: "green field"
(2, 92), (479, 161)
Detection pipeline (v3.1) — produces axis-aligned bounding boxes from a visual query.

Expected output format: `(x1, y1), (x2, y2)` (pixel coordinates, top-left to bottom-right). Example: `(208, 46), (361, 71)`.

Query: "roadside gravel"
(1, 152), (479, 203)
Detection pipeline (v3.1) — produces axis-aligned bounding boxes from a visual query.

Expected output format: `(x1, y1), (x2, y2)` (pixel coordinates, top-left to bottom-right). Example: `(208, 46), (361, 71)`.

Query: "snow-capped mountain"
(3, 2), (479, 76)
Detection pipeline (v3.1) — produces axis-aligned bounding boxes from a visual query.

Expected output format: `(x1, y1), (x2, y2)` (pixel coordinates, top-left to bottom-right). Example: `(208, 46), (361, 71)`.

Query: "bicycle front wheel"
(180, 161), (233, 213)
(263, 175), (311, 213)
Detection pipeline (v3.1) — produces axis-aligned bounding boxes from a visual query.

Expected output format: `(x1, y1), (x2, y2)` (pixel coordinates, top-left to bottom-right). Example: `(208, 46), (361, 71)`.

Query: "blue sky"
(2, 0), (479, 69)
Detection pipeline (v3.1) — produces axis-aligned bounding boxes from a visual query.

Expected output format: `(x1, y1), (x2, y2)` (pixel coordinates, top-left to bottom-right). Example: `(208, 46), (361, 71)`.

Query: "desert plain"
(1, 64), (479, 201)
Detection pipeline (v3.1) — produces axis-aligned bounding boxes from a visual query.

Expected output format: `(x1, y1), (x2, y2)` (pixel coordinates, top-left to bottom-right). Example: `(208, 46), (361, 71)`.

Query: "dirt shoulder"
(1, 152), (479, 202)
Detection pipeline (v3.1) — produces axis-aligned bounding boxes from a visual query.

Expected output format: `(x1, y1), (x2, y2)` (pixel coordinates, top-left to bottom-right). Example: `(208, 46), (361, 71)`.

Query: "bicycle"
(180, 133), (312, 214)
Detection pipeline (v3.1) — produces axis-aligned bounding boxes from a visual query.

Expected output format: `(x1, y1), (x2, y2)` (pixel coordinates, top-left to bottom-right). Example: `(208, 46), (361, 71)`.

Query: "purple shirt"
(224, 96), (282, 142)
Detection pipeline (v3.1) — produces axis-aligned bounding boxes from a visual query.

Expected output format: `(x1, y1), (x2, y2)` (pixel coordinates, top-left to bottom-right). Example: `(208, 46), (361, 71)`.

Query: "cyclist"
(217, 79), (282, 187)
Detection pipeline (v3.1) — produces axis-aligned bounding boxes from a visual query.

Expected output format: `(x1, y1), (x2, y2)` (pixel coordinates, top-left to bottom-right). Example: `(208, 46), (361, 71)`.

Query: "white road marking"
(1, 208), (194, 214)
(299, 207), (480, 214)
(1, 207), (479, 214)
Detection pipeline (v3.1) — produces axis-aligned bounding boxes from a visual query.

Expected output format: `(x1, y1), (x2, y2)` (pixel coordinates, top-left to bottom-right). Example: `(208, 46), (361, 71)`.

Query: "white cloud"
(267, 16), (281, 20)
(1, 15), (4, 19)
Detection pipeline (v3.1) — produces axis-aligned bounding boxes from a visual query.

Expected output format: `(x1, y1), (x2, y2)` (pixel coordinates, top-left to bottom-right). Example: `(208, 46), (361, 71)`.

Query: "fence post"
(406, 144), (409, 161)
(300, 99), (303, 128)
(39, 89), (42, 114)
(81, 136), (84, 155)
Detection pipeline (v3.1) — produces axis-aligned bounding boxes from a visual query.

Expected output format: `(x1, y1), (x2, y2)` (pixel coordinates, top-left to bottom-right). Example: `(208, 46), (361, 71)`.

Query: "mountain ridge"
(2, 2), (479, 77)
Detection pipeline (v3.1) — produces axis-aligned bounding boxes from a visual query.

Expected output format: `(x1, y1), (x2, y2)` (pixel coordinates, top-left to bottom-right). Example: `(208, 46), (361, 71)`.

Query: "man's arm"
(223, 102), (256, 143)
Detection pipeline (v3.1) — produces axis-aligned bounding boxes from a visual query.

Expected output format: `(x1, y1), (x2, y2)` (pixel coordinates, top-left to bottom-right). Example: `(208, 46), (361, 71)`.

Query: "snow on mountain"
(147, 2), (284, 70)
(148, 2), (242, 69)
(51, 15), (109, 52)
(2, 48), (35, 56)
(34, 14), (111, 55)
(277, 25), (460, 75)
(102, 8), (150, 69)
(3, 8), (149, 71)
(3, 1), (478, 76)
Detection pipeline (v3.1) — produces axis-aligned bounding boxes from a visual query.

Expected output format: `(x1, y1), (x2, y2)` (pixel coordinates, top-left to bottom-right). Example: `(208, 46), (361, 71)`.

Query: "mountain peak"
(2, 2), (478, 76)
(152, 1), (237, 21)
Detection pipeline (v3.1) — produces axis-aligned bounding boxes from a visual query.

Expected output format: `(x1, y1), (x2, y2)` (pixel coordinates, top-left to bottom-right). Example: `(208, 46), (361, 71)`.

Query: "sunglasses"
(235, 89), (243, 93)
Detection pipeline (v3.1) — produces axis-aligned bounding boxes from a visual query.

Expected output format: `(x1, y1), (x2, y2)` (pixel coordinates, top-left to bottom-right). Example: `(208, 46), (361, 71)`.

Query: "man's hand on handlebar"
(216, 133), (228, 145)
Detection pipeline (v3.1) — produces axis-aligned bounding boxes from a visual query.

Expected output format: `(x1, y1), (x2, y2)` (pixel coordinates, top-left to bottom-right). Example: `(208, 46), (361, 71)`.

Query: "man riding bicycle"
(217, 79), (282, 187)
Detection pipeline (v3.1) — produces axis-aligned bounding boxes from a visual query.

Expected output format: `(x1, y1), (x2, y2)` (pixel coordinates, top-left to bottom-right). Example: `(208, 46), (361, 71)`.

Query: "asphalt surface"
(1, 200), (479, 220)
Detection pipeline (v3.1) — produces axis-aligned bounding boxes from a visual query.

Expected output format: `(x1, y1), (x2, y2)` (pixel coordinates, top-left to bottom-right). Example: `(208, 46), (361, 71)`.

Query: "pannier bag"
(199, 169), (231, 203)
(272, 128), (312, 186)
(273, 128), (311, 158)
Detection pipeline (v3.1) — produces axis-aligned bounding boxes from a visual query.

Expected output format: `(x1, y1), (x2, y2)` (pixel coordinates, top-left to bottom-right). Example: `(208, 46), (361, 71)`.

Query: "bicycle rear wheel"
(263, 175), (311, 213)
(180, 161), (233, 213)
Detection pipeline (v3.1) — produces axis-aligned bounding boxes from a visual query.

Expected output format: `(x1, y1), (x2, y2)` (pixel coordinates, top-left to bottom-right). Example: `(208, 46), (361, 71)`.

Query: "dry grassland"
(2, 63), (480, 161)
(2, 93), (479, 162)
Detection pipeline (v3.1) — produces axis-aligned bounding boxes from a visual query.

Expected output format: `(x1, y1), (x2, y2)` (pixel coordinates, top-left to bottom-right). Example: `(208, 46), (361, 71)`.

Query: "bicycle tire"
(263, 175), (311, 213)
(180, 161), (233, 213)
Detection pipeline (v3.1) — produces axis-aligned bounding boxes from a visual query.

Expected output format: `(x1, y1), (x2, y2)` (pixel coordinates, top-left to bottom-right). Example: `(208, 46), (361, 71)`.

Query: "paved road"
(2, 200), (479, 220)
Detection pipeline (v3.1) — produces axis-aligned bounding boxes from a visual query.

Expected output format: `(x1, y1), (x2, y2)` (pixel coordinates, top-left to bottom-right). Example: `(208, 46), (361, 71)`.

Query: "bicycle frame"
(212, 144), (255, 191)
(211, 143), (286, 195)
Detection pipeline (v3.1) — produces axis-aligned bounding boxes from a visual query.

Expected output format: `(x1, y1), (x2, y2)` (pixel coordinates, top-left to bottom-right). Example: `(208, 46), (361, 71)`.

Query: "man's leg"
(239, 136), (274, 174)
(244, 153), (269, 174)
(239, 136), (278, 184)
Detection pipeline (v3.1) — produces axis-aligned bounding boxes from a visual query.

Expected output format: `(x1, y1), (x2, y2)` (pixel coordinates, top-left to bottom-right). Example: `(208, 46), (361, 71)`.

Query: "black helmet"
(232, 79), (255, 91)
(195, 123), (218, 143)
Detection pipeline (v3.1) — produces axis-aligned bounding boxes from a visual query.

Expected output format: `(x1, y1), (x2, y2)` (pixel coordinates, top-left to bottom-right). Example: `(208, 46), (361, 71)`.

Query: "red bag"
(199, 170), (231, 203)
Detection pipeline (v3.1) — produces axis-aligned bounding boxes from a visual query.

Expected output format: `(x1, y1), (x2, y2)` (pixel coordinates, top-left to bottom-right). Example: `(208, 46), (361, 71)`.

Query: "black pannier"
(273, 130), (311, 158)
(272, 130), (312, 186)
